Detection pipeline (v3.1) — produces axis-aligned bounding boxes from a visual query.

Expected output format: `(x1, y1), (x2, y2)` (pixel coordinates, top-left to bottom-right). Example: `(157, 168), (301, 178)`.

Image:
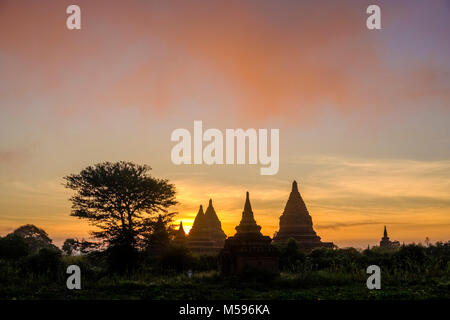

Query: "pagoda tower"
(219, 192), (279, 275)
(379, 226), (400, 248)
(187, 205), (216, 253)
(188, 205), (207, 238)
(273, 181), (334, 251)
(204, 199), (227, 247)
(380, 226), (390, 247)
(173, 221), (187, 245)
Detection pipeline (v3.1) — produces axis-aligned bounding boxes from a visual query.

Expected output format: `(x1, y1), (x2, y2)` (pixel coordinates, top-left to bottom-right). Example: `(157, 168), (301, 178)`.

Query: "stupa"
(219, 192), (279, 275)
(379, 226), (400, 249)
(187, 203), (225, 254)
(273, 181), (334, 251)
(173, 221), (187, 245)
(204, 199), (227, 247)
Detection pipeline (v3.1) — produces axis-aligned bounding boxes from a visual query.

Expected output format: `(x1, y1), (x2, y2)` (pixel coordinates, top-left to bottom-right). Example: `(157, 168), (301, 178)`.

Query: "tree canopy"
(62, 238), (100, 255)
(12, 224), (59, 253)
(64, 161), (177, 248)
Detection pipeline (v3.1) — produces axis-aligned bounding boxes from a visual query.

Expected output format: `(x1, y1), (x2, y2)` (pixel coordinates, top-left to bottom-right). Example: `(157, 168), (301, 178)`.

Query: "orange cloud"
(1, 1), (448, 125)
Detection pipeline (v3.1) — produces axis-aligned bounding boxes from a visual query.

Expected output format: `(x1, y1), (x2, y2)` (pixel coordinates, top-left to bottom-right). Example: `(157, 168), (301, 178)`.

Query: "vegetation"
(0, 162), (448, 300)
(63, 161), (177, 272)
(0, 228), (448, 299)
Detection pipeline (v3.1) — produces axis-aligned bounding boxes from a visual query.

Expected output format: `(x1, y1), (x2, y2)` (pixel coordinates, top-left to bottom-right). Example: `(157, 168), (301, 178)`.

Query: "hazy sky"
(1, 0), (449, 248)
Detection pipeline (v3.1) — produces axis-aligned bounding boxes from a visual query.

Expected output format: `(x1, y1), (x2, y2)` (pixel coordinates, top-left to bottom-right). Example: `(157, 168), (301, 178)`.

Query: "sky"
(0, 0), (449, 248)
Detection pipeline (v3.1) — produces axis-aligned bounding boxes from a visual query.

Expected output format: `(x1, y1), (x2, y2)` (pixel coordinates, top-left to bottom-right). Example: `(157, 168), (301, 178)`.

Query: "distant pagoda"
(204, 199), (227, 248)
(173, 221), (187, 245)
(187, 201), (226, 254)
(273, 180), (334, 251)
(219, 192), (279, 275)
(379, 226), (400, 249)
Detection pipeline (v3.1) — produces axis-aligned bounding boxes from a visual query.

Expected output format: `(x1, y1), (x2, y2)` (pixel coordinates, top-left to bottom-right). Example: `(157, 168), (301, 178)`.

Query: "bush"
(20, 248), (63, 278)
(393, 244), (427, 272)
(191, 254), (219, 272)
(160, 245), (194, 272)
(279, 239), (305, 272)
(106, 244), (139, 274)
(0, 234), (30, 260)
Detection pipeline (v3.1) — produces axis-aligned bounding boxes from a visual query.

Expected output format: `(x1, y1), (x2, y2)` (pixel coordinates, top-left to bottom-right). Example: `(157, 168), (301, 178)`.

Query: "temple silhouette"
(175, 180), (334, 271)
(173, 221), (187, 245)
(219, 192), (279, 275)
(379, 226), (400, 249)
(187, 200), (226, 254)
(272, 181), (334, 251)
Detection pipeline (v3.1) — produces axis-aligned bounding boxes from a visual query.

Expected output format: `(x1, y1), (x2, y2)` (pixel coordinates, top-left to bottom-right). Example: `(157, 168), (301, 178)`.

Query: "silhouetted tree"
(144, 214), (174, 252)
(20, 248), (62, 278)
(0, 234), (30, 259)
(12, 224), (59, 254)
(160, 245), (194, 272)
(62, 238), (78, 255)
(279, 239), (305, 271)
(62, 238), (100, 255)
(64, 161), (177, 250)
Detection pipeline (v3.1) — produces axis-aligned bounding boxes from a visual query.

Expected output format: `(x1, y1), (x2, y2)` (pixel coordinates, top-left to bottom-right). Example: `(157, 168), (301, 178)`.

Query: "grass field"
(1, 242), (449, 300)
(1, 268), (449, 300)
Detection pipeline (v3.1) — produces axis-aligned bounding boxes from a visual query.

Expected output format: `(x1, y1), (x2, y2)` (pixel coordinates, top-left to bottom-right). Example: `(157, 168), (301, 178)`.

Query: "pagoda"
(187, 203), (225, 254)
(379, 226), (400, 249)
(173, 221), (187, 245)
(204, 199), (227, 247)
(219, 192), (279, 275)
(273, 180), (334, 251)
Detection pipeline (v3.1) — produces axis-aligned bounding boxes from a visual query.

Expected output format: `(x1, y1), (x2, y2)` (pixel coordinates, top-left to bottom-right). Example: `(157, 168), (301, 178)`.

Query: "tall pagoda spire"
(204, 199), (221, 226)
(192, 205), (205, 227)
(244, 192), (253, 216)
(292, 180), (298, 192)
(204, 198), (226, 240)
(379, 225), (399, 248)
(235, 192), (262, 235)
(273, 180), (334, 251)
(220, 191), (279, 275)
(283, 180), (310, 218)
(189, 205), (207, 238)
(188, 202), (226, 253)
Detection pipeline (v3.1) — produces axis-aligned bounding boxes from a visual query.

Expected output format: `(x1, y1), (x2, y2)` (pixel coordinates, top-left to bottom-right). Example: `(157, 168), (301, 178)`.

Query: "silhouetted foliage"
(279, 239), (306, 271)
(143, 214), (172, 252)
(160, 245), (194, 272)
(64, 161), (177, 251)
(0, 242), (449, 299)
(392, 244), (427, 272)
(12, 224), (59, 254)
(191, 254), (219, 272)
(62, 238), (100, 255)
(20, 248), (62, 278)
(106, 243), (139, 274)
(0, 234), (29, 260)
(62, 238), (77, 255)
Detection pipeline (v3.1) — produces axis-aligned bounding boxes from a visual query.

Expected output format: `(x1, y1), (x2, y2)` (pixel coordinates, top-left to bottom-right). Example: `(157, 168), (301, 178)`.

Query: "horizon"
(0, 176), (446, 250)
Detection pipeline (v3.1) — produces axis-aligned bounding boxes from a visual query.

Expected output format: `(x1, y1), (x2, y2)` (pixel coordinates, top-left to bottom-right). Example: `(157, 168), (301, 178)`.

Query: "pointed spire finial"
(244, 191), (252, 213)
(209, 199), (213, 206)
(384, 225), (387, 237)
(292, 180), (298, 192)
(235, 191), (261, 234)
